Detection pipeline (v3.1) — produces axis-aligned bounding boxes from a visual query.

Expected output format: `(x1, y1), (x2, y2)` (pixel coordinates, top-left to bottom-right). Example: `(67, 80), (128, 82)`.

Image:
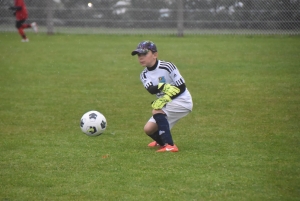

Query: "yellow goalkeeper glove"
(151, 95), (171, 110)
(158, 83), (180, 97)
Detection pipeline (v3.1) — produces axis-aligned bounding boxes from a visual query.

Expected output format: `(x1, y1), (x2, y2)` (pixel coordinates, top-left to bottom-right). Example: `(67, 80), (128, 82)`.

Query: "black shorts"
(16, 20), (26, 29)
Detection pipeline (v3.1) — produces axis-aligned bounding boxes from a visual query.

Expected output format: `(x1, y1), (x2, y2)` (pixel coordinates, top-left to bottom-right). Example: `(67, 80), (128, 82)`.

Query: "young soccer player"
(9, 0), (38, 42)
(131, 40), (193, 152)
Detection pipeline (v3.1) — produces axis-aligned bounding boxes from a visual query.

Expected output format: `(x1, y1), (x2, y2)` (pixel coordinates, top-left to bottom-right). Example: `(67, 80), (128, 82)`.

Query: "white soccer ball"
(80, 110), (107, 136)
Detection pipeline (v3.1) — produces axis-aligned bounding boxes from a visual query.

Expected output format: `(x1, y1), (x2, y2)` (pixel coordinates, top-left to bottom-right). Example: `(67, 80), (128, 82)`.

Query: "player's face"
(137, 51), (157, 67)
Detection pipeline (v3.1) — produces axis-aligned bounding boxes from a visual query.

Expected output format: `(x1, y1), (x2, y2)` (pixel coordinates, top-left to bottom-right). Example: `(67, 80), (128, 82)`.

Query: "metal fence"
(0, 0), (299, 35)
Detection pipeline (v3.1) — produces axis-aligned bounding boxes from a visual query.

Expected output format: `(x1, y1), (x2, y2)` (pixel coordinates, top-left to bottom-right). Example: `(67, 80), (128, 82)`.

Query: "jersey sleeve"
(160, 61), (186, 86)
(171, 67), (185, 86)
(140, 70), (153, 89)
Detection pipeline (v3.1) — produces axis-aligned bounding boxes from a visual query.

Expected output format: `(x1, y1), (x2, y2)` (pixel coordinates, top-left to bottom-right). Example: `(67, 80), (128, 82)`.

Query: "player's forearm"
(170, 83), (186, 99)
(147, 85), (160, 94)
(146, 83), (186, 99)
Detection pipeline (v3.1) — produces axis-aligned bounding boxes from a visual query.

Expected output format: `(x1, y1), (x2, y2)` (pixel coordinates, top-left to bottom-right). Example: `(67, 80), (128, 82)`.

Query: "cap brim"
(131, 49), (150, 56)
(131, 50), (140, 56)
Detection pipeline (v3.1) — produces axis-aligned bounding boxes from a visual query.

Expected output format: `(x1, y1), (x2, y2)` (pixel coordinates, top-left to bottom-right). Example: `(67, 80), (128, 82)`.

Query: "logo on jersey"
(158, 76), (166, 83)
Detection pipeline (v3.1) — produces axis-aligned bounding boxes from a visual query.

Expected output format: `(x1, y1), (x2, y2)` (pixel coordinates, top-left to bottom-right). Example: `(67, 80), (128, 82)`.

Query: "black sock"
(153, 113), (174, 146)
(149, 131), (165, 146)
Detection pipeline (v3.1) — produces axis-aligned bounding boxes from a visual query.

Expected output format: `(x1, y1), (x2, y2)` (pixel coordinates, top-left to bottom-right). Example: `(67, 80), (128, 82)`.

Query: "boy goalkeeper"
(131, 41), (193, 152)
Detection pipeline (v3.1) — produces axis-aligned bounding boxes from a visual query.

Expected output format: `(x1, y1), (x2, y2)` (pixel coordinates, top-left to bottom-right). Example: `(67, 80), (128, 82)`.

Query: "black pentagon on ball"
(87, 126), (97, 134)
(89, 113), (97, 120)
(80, 119), (84, 127)
(101, 120), (106, 129)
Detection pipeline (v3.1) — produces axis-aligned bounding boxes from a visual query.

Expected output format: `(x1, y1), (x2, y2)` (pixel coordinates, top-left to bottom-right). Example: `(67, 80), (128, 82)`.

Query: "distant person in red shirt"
(9, 0), (38, 42)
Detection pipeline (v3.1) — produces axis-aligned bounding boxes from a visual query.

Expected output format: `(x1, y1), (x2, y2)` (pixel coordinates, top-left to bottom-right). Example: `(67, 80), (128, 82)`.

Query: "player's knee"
(144, 122), (157, 135)
(143, 125), (152, 135)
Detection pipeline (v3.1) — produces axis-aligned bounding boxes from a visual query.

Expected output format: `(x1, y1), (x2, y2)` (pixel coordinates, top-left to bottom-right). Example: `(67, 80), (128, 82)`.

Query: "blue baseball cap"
(131, 40), (157, 56)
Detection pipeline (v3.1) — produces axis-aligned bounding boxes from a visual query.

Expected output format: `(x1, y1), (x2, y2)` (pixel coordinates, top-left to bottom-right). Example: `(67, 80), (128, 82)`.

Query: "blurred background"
(0, 0), (299, 35)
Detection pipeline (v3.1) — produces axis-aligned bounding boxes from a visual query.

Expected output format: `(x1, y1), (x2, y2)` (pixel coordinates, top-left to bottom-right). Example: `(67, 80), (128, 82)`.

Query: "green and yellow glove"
(158, 83), (180, 97)
(151, 95), (171, 110)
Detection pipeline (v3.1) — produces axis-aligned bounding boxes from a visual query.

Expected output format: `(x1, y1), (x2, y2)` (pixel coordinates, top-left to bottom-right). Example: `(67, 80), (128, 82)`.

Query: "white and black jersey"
(140, 60), (193, 111)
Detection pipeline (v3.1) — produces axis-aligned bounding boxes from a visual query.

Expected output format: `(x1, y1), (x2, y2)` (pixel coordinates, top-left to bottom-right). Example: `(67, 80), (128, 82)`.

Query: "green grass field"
(0, 33), (299, 201)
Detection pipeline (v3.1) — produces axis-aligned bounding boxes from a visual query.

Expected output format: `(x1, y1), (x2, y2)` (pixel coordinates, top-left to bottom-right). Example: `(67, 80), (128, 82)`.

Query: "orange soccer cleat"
(148, 141), (161, 147)
(156, 144), (178, 152)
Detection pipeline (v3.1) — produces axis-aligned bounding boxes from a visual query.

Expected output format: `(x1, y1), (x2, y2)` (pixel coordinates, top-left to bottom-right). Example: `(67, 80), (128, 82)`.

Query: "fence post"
(46, 0), (54, 35)
(177, 0), (184, 37)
